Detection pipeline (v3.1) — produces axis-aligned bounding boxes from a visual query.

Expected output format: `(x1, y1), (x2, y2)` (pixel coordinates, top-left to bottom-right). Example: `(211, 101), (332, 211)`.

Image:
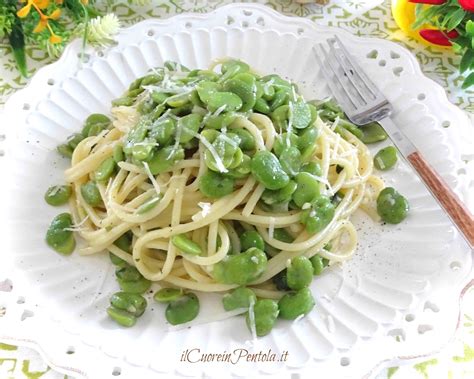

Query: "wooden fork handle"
(407, 151), (474, 248)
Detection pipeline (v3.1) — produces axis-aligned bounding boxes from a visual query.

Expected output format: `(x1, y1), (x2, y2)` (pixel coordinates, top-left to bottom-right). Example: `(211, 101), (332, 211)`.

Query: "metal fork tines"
(313, 35), (393, 126)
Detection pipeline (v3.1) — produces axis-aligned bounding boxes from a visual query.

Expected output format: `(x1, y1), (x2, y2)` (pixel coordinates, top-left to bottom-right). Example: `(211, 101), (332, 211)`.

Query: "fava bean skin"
(286, 256), (313, 290)
(246, 299), (279, 337)
(222, 287), (256, 311)
(46, 213), (76, 255)
(240, 231), (265, 251)
(278, 288), (315, 320)
(165, 293), (200, 325)
(213, 248), (267, 285)
(377, 187), (409, 224)
(374, 146), (398, 171)
(44, 185), (72, 206)
(251, 151), (290, 190)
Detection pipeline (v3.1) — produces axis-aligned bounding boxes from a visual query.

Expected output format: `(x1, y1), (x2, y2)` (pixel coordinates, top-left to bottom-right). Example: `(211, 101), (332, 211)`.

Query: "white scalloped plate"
(0, 4), (473, 379)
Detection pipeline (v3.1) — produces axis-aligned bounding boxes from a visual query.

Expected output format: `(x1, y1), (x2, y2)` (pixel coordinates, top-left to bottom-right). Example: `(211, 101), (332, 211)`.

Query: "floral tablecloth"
(0, 0), (472, 378)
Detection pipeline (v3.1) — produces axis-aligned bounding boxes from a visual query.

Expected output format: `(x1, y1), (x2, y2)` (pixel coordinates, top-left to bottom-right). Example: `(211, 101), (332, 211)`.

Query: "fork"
(314, 36), (474, 248)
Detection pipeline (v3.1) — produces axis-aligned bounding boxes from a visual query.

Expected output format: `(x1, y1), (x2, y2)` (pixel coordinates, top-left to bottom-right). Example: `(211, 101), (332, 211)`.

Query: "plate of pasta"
(0, 4), (472, 379)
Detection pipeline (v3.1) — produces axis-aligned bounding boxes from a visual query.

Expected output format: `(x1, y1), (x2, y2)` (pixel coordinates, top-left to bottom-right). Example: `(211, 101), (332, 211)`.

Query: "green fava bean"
(293, 172), (321, 208)
(205, 112), (237, 130)
(251, 151), (290, 190)
(278, 288), (315, 320)
(377, 187), (409, 224)
(140, 73), (162, 86)
(116, 266), (142, 281)
(113, 145), (124, 163)
(360, 122), (388, 144)
(213, 248), (267, 285)
(136, 196), (161, 214)
(286, 256), (313, 290)
(172, 234), (202, 255)
(227, 154), (252, 179)
(223, 287), (257, 311)
(273, 133), (299, 156)
(223, 74), (257, 112)
(240, 231), (265, 251)
(114, 231), (132, 253)
(151, 91), (169, 104)
(166, 92), (191, 107)
(146, 146), (185, 175)
(110, 292), (147, 317)
(95, 157), (116, 182)
(165, 293), (200, 325)
(82, 114), (110, 137)
(271, 105), (289, 131)
(57, 144), (73, 158)
(109, 253), (128, 267)
(44, 185), (72, 206)
(80, 182), (101, 207)
(254, 98), (271, 114)
(273, 228), (294, 243)
(197, 81), (220, 103)
(374, 146), (398, 171)
(228, 128), (255, 151)
(300, 196), (335, 234)
(270, 90), (289, 111)
(178, 114), (203, 144)
(118, 277), (151, 294)
(46, 213), (76, 255)
(335, 119), (363, 139)
(310, 254), (328, 275)
(154, 288), (184, 303)
(112, 97), (134, 107)
(279, 147), (302, 177)
(272, 270), (290, 291)
(301, 161), (322, 177)
(290, 100), (312, 129)
(221, 60), (250, 75)
(298, 126), (319, 151)
(207, 92), (243, 112)
(67, 133), (84, 150)
(199, 171), (235, 198)
(261, 180), (297, 205)
(107, 306), (137, 327)
(149, 118), (176, 146)
(246, 299), (279, 337)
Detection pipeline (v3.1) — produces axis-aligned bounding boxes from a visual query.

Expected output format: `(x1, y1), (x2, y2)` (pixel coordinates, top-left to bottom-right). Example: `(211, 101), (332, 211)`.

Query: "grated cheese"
(331, 116), (340, 131)
(268, 217), (275, 240)
(167, 307), (248, 332)
(142, 161), (161, 196)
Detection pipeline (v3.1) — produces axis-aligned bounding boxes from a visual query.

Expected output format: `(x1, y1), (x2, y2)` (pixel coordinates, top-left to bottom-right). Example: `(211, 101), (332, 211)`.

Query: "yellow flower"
(33, 15), (48, 33)
(17, 2), (32, 18)
(49, 34), (62, 44)
(49, 9), (61, 20)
